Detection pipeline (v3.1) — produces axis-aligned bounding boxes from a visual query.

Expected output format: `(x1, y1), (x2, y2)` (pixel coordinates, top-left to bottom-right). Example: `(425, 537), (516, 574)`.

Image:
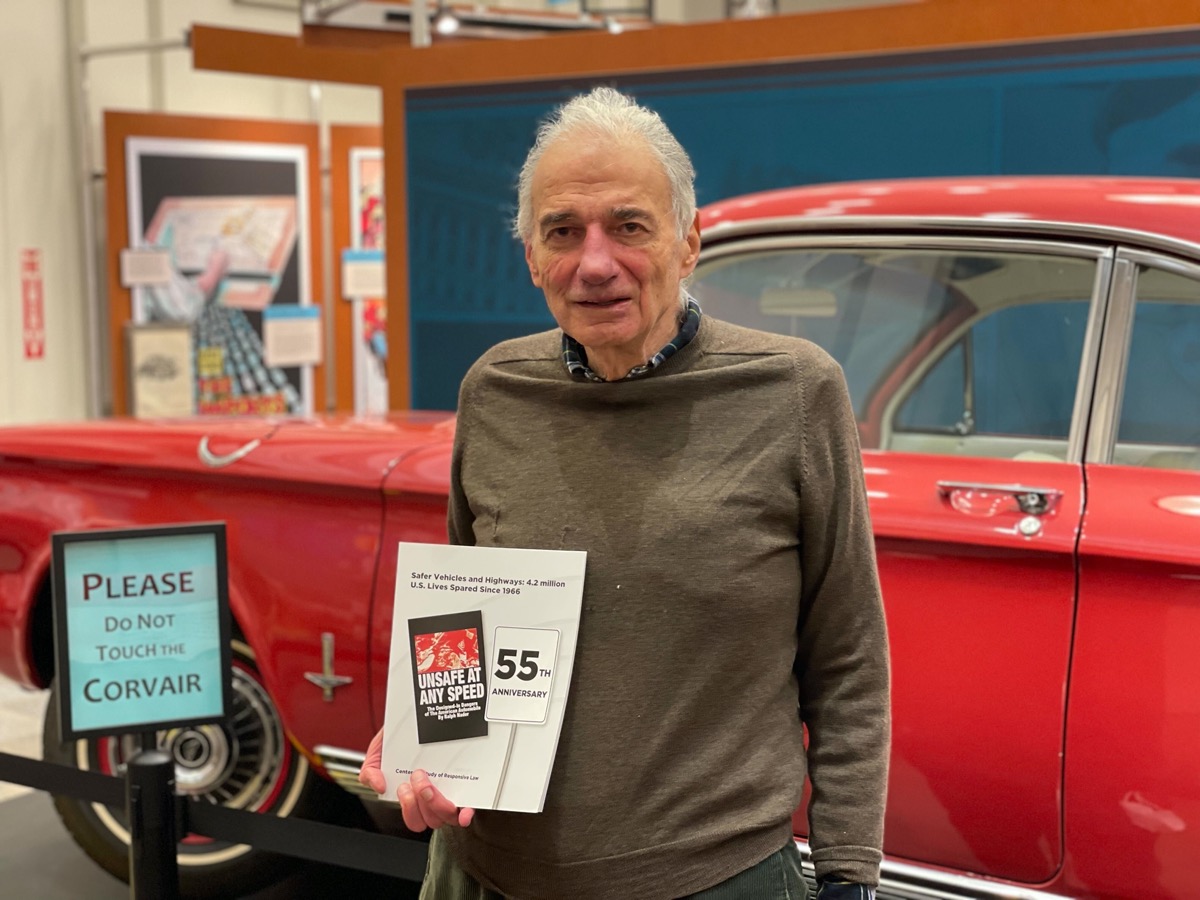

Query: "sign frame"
(50, 522), (233, 741)
(126, 321), (197, 418)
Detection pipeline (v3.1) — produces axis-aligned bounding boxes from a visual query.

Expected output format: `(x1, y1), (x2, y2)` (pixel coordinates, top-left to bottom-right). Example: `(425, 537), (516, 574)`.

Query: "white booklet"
(380, 542), (586, 812)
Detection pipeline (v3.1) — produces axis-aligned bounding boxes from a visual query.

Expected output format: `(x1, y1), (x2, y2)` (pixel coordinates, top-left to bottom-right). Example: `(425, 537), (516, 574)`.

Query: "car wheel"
(42, 638), (321, 899)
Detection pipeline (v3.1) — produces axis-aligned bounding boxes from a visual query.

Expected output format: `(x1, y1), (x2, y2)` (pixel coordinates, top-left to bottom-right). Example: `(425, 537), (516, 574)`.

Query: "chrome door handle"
(198, 435), (262, 468)
(937, 481), (1062, 516)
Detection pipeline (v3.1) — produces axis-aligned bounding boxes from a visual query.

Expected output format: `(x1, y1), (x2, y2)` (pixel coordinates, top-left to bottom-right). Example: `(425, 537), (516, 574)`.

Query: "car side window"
(1112, 266), (1200, 470)
(690, 244), (1099, 458)
(894, 299), (1091, 459)
(690, 247), (958, 448)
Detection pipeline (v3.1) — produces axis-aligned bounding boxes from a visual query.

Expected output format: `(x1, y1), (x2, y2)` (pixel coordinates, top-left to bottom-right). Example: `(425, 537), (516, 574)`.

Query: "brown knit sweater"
(441, 316), (890, 899)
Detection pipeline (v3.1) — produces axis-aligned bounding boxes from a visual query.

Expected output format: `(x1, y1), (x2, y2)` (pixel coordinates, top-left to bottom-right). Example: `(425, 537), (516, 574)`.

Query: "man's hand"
(357, 729), (475, 831)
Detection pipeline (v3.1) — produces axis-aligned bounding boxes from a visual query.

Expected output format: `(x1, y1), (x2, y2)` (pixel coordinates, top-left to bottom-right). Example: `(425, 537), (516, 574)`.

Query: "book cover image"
(408, 612), (488, 744)
(381, 542), (586, 813)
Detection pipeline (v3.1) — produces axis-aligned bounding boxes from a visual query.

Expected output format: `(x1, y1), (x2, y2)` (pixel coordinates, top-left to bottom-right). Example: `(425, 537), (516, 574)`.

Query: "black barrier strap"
(0, 751), (124, 807)
(0, 750), (427, 885)
(186, 800), (429, 881)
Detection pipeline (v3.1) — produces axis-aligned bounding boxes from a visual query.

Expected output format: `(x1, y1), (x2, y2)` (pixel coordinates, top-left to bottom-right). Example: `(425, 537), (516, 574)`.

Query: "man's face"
(524, 134), (701, 377)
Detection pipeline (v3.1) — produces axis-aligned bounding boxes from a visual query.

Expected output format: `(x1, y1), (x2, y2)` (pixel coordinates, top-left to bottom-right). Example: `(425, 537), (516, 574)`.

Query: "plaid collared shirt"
(561, 296), (702, 382)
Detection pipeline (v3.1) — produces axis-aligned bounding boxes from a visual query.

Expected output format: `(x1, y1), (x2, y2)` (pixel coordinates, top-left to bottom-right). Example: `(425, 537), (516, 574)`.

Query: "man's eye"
(547, 226), (573, 240)
(618, 221), (646, 234)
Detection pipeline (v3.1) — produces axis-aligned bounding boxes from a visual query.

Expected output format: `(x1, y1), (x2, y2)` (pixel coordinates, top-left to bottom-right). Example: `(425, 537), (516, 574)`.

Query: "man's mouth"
(577, 298), (629, 309)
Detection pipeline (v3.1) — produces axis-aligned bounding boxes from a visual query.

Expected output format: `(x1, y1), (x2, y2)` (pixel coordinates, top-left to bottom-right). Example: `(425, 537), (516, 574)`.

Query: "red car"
(1, 176), (1198, 899)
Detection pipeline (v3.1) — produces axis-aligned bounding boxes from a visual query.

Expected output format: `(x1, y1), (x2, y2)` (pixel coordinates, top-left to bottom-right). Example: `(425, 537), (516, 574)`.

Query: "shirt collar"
(561, 296), (702, 383)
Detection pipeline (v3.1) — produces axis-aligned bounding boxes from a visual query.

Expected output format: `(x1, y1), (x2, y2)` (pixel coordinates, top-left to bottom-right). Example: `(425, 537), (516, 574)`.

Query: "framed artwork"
(326, 124), (387, 414)
(120, 127), (318, 416)
(349, 145), (388, 415)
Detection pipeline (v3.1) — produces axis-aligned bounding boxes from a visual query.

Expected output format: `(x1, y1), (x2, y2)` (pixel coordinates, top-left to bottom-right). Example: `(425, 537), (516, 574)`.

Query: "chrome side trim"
(314, 744), (378, 798)
(794, 841), (1071, 900)
(314, 745), (365, 766)
(312, 743), (1072, 897)
(198, 435), (262, 468)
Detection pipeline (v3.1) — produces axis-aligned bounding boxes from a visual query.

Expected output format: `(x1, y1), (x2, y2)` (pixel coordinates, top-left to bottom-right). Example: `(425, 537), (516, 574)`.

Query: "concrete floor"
(0, 677), (47, 801)
(0, 682), (419, 898)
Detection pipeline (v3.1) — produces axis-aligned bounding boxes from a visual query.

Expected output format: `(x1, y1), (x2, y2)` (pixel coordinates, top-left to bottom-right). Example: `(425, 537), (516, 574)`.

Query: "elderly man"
(361, 86), (889, 900)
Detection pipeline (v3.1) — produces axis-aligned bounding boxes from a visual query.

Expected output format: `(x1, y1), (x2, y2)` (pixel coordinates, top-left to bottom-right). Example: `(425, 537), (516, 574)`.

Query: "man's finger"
(411, 769), (460, 828)
(363, 729), (384, 767)
(357, 729), (386, 792)
(358, 766), (387, 794)
(397, 783), (429, 833)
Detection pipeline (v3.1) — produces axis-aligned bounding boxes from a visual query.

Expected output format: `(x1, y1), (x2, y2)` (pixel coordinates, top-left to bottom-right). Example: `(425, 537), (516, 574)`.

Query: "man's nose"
(577, 225), (618, 283)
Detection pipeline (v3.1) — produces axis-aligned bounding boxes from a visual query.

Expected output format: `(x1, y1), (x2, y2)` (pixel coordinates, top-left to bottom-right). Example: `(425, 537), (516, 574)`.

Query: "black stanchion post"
(126, 748), (180, 900)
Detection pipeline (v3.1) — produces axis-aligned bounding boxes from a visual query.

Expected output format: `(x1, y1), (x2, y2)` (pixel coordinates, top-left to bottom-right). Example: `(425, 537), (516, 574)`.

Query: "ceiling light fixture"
(433, 5), (460, 35)
(309, 3), (653, 40)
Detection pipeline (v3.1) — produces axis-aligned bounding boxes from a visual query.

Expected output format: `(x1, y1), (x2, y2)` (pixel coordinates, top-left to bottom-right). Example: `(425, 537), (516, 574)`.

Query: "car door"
(691, 236), (1107, 884)
(369, 427), (457, 733)
(1067, 252), (1200, 899)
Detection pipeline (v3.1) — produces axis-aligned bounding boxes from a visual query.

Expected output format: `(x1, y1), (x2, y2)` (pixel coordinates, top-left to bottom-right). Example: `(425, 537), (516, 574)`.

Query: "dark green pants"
(420, 831), (810, 900)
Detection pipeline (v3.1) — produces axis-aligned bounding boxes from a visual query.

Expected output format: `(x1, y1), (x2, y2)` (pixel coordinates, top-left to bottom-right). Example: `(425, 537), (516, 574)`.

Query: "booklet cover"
(381, 542), (586, 813)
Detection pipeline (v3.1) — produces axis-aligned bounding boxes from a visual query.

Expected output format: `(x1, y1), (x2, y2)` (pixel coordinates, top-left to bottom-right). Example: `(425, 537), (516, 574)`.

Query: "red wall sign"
(20, 248), (44, 359)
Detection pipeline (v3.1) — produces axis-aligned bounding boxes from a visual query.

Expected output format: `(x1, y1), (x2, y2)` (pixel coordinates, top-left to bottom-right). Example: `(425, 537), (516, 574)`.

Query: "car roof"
(698, 176), (1200, 249)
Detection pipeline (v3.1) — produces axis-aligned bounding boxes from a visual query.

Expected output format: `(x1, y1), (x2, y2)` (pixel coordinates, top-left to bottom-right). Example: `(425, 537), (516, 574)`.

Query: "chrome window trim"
(702, 215), (1200, 263)
(1066, 249), (1115, 464)
(794, 840), (1072, 900)
(1118, 248), (1200, 279)
(1085, 257), (1138, 465)
(697, 233), (1109, 264)
(693, 235), (1110, 464)
(1086, 250), (1200, 465)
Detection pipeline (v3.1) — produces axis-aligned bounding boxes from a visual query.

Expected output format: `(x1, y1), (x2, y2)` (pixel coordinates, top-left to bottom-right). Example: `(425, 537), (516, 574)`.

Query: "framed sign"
(127, 322), (196, 418)
(51, 523), (232, 741)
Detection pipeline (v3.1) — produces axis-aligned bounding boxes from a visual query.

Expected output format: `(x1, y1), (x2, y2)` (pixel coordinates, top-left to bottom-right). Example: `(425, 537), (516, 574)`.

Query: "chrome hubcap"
(98, 663), (287, 811)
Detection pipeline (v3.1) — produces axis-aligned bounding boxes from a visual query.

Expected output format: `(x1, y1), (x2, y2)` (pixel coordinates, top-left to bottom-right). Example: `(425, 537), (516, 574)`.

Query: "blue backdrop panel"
(406, 30), (1200, 410)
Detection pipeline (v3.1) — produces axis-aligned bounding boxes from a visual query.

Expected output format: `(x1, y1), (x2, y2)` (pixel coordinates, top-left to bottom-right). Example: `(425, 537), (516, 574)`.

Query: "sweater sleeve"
(446, 372), (478, 548)
(793, 350), (891, 886)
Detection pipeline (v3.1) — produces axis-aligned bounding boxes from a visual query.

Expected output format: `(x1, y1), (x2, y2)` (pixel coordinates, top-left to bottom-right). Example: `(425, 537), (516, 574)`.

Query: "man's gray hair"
(513, 86), (697, 242)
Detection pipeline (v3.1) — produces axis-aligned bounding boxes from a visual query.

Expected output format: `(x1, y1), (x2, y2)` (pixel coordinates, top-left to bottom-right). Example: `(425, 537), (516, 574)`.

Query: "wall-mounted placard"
(263, 304), (322, 368)
(126, 322), (196, 418)
(51, 523), (232, 741)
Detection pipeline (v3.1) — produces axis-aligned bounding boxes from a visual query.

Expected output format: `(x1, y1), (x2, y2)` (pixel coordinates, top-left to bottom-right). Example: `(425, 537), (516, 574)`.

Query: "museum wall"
(0, 1), (87, 424)
(4, 0), (1198, 422)
(0, 0), (380, 425)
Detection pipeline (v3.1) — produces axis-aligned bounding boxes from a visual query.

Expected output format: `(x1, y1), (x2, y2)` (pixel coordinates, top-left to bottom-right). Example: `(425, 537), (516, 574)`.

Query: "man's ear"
(525, 241), (543, 288)
(679, 213), (702, 278)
